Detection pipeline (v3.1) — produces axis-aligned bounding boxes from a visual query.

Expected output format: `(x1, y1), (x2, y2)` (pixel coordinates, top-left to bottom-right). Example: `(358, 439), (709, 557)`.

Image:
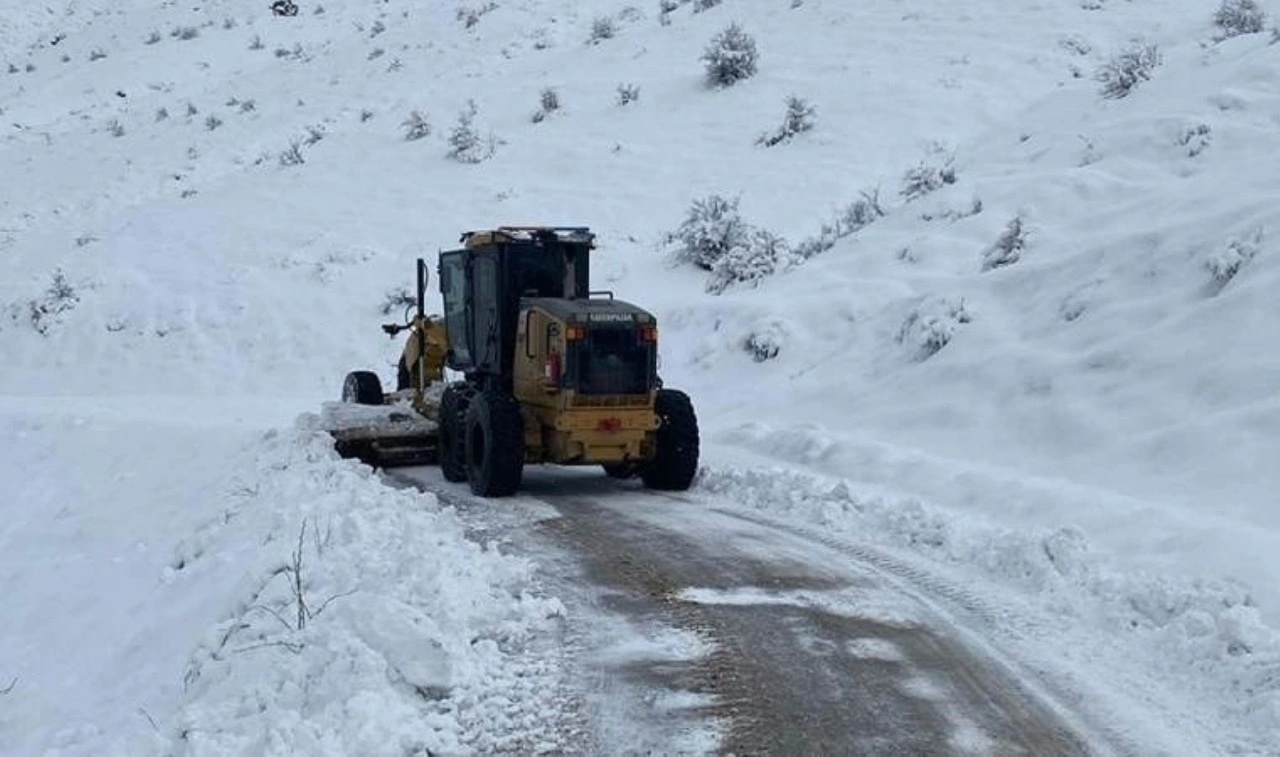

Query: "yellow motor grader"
(326, 227), (699, 497)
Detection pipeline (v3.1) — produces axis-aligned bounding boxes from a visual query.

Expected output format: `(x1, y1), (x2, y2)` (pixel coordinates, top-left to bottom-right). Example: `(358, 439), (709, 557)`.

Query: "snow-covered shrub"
(223, 17), (238, 30)
(249, 34), (264, 50)
(186, 102), (199, 117)
(155, 107), (168, 121)
(702, 23), (758, 88)
(1214, 0), (1267, 39)
(368, 48), (385, 60)
(694, 0), (722, 11)
(757, 95), (815, 147)
(172, 26), (200, 40)
(667, 194), (751, 270)
(897, 297), (971, 360)
(1096, 43), (1161, 99)
(28, 270), (78, 336)
(447, 100), (495, 163)
(106, 119), (125, 137)
(1176, 123), (1212, 157)
(616, 82), (641, 105)
(531, 87), (560, 122)
(380, 287), (416, 316)
(539, 87), (561, 113)
(304, 124), (325, 145)
(456, 2), (497, 29)
(743, 322), (785, 362)
(279, 140), (305, 166)
(370, 20), (386, 37)
(793, 189), (885, 260)
(204, 115), (222, 131)
(401, 109), (431, 140)
(588, 16), (617, 44)
(1205, 227), (1262, 293)
(707, 230), (791, 294)
(89, 48), (107, 61)
(981, 216), (1027, 271)
(901, 159), (956, 201)
(360, 109), (374, 122)
(145, 30), (162, 44)
(271, 0), (299, 17)
(239, 100), (256, 114)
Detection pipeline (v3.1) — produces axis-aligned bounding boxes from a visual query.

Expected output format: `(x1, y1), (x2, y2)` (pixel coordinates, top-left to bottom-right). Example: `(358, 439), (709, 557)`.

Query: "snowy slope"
(3, 0), (1279, 754)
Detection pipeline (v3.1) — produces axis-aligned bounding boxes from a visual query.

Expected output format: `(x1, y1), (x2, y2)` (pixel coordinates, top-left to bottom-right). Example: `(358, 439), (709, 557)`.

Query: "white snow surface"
(2, 0), (1279, 754)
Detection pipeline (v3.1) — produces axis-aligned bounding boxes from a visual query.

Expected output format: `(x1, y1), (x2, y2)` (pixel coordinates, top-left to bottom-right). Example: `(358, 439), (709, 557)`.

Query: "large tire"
(464, 389), (525, 497)
(641, 389), (699, 491)
(438, 383), (471, 483)
(342, 371), (384, 405)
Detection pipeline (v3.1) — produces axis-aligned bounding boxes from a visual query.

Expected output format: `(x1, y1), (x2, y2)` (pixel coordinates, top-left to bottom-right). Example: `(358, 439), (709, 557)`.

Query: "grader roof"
(460, 226), (596, 249)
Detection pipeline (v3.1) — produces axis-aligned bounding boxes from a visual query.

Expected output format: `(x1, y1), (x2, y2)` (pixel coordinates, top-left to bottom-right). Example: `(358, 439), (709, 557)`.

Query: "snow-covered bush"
(447, 100), (495, 163)
(304, 124), (325, 145)
(588, 16), (617, 44)
(707, 230), (792, 294)
(89, 48), (107, 61)
(456, 3), (498, 29)
(1096, 43), (1161, 99)
(757, 95), (815, 147)
(667, 194), (751, 270)
(155, 107), (168, 121)
(145, 30), (162, 44)
(1205, 227), (1262, 293)
(616, 82), (641, 105)
(106, 119), (125, 137)
(900, 159), (956, 200)
(793, 190), (884, 260)
(897, 297), (971, 360)
(1214, 0), (1267, 39)
(531, 87), (560, 122)
(28, 270), (78, 336)
(171, 26), (200, 41)
(1176, 123), (1212, 157)
(702, 23), (758, 88)
(279, 140), (305, 166)
(981, 216), (1028, 271)
(401, 109), (431, 140)
(204, 115), (222, 131)
(380, 287), (416, 316)
(694, 0), (722, 11)
(249, 34), (264, 50)
(743, 321), (785, 362)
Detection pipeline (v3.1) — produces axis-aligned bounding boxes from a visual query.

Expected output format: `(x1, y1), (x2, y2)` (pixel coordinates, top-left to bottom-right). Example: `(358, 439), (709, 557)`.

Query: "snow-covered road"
(394, 465), (1127, 756)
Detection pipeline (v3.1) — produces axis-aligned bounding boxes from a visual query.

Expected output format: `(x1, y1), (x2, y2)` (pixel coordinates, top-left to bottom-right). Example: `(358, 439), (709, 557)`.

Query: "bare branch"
(232, 640), (304, 655)
(245, 604), (295, 632)
(292, 519), (308, 630)
(1, 677), (16, 695)
(312, 588), (358, 619)
(137, 706), (159, 733)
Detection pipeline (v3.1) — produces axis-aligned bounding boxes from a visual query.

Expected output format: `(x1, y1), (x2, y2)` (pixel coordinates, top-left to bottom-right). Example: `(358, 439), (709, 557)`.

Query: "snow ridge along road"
(395, 465), (1133, 756)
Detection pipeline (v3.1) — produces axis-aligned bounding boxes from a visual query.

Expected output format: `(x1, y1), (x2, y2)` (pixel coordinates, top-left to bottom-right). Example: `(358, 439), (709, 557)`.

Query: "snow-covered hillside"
(3, 0), (1278, 754)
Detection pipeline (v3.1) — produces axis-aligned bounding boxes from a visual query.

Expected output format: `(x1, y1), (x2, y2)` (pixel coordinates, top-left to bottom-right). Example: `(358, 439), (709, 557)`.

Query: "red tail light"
(544, 349), (562, 385)
(640, 325), (657, 342)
